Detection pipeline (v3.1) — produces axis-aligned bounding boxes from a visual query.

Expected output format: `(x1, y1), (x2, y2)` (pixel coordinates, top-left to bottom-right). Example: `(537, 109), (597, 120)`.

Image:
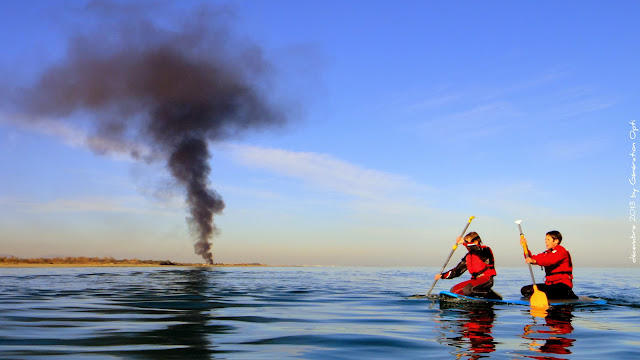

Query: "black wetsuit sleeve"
(442, 256), (467, 279)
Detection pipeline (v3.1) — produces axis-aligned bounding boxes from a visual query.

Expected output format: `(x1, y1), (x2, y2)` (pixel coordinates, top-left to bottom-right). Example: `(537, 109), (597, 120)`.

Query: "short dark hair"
(464, 231), (482, 244)
(546, 230), (562, 244)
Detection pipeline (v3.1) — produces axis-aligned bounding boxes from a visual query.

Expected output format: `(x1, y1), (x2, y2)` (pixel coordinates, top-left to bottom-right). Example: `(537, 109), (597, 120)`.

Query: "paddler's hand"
(520, 236), (528, 248)
(434, 274), (442, 280)
(456, 236), (465, 245)
(525, 257), (537, 264)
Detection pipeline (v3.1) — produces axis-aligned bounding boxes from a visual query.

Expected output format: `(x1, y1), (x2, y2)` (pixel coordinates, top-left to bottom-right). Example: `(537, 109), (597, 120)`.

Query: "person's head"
(464, 232), (482, 245)
(545, 230), (562, 250)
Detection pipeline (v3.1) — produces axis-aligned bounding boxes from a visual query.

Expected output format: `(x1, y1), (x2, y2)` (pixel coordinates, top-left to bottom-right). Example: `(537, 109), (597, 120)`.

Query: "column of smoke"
(14, 4), (286, 264)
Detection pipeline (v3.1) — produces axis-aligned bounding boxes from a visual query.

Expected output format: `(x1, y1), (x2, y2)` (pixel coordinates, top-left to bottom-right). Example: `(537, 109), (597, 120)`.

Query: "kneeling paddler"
(520, 230), (578, 300)
(435, 232), (501, 299)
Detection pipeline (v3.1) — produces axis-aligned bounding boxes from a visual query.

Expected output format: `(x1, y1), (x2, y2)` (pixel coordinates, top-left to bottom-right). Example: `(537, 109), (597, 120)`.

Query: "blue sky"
(0, 0), (637, 267)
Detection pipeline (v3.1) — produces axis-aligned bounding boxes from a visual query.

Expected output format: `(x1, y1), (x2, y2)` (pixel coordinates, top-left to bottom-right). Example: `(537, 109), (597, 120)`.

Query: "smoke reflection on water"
(102, 268), (229, 359)
(0, 268), (234, 359)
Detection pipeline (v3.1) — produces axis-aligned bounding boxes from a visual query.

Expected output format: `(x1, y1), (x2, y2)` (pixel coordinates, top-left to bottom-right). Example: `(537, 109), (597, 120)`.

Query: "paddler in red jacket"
(434, 232), (500, 299)
(520, 230), (578, 299)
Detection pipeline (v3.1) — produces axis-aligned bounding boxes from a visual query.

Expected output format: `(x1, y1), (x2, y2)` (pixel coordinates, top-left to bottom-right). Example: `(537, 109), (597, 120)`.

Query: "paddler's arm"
(529, 247), (565, 267)
(439, 256), (468, 279)
(434, 236), (466, 280)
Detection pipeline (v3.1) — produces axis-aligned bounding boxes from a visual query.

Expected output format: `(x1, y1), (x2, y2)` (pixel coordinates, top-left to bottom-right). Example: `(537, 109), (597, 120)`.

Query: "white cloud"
(0, 196), (179, 215)
(405, 93), (461, 112)
(0, 112), (154, 162)
(553, 98), (614, 120)
(421, 101), (522, 141)
(221, 143), (428, 200)
(545, 136), (608, 160)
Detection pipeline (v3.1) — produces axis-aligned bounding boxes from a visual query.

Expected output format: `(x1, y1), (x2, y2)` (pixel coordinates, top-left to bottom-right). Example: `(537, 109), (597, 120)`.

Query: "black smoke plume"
(11, 3), (287, 263)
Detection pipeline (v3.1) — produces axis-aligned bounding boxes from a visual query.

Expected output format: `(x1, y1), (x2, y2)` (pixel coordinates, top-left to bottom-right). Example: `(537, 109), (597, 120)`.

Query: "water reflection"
(0, 267), (238, 359)
(435, 303), (497, 359)
(520, 306), (575, 359)
(94, 268), (234, 359)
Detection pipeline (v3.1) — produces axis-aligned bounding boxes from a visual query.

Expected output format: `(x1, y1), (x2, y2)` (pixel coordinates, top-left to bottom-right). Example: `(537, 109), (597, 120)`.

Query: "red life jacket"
(464, 244), (497, 279)
(531, 245), (573, 287)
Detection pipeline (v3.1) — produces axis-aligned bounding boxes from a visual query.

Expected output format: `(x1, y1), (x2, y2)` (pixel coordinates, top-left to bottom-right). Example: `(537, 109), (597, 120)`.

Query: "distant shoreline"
(0, 263), (267, 268)
(0, 256), (266, 268)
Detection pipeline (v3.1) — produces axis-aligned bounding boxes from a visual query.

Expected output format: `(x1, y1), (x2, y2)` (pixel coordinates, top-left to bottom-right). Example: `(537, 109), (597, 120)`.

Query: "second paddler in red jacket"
(520, 230), (578, 300)
(434, 232), (501, 299)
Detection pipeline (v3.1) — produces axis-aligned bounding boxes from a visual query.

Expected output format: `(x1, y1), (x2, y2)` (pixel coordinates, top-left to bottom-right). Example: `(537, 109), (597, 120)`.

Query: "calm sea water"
(0, 266), (638, 359)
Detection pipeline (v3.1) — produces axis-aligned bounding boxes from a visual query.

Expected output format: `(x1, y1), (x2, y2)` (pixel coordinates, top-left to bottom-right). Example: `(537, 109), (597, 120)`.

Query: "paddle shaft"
(517, 221), (549, 308)
(426, 216), (474, 296)
(518, 223), (537, 285)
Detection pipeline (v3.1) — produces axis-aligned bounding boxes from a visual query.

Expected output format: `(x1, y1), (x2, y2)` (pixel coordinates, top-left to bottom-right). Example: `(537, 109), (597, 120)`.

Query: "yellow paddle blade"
(529, 307), (548, 319)
(530, 285), (549, 308)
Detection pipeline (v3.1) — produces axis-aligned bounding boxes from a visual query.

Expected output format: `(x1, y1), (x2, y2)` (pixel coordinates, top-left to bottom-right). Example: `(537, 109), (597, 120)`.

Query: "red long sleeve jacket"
(443, 244), (497, 280)
(527, 245), (574, 287)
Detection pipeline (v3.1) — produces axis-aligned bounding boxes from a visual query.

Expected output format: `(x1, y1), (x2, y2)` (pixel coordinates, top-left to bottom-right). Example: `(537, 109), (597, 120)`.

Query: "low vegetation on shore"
(1, 256), (188, 266)
(0, 256), (265, 267)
